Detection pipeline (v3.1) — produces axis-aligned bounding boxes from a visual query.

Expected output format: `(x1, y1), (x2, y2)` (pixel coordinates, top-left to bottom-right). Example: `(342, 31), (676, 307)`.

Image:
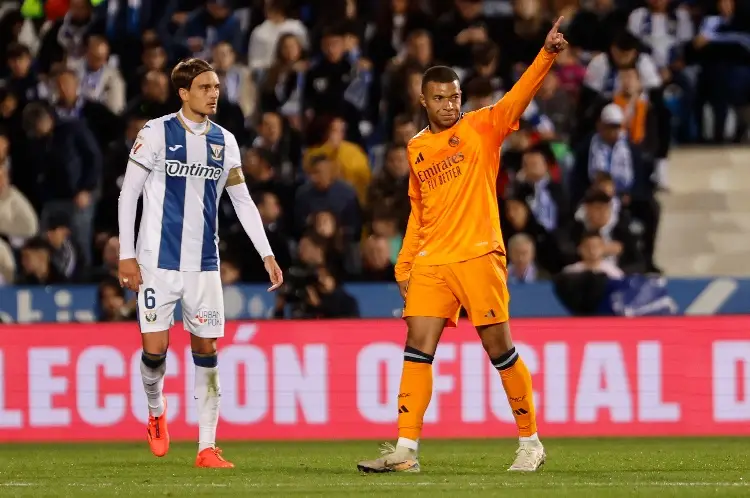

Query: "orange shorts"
(403, 251), (509, 327)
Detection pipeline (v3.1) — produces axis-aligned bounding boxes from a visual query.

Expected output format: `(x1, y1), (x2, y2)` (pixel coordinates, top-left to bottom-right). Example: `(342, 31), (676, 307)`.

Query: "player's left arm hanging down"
(489, 17), (569, 133)
(224, 166), (284, 291)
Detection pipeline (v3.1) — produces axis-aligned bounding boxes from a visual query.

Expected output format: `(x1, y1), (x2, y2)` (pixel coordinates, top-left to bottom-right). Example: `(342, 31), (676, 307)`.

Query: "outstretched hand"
(544, 16), (569, 54)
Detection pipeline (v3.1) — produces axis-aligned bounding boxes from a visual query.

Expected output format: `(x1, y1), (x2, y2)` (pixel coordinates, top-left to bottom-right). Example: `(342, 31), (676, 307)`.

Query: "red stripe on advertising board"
(0, 317), (748, 441)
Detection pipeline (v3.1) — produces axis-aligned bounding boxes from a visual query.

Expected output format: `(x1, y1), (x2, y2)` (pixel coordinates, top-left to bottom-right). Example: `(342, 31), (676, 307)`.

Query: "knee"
(191, 338), (218, 368)
(141, 350), (167, 369)
(477, 323), (513, 359)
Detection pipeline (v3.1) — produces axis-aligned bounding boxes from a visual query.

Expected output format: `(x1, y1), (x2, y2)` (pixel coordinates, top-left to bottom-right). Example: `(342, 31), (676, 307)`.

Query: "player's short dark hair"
(170, 58), (215, 91)
(421, 66), (459, 94)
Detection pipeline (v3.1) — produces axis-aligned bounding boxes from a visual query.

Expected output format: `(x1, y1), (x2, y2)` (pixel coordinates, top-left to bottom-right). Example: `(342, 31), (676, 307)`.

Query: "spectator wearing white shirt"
(627, 0), (693, 72)
(248, 0), (309, 73)
(507, 233), (550, 284)
(0, 145), (39, 243)
(70, 36), (126, 115)
(564, 231), (625, 280)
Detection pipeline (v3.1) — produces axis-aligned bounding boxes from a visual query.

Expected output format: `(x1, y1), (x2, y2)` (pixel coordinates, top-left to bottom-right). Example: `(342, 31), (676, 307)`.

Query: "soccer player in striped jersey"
(117, 58), (283, 468)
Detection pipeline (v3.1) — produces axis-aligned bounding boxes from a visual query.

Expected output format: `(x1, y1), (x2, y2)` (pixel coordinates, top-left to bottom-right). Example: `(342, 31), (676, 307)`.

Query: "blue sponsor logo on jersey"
(165, 160), (223, 180)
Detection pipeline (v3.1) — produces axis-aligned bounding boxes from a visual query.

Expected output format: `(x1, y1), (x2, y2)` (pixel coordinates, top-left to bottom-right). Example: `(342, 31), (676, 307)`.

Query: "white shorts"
(136, 265), (225, 338)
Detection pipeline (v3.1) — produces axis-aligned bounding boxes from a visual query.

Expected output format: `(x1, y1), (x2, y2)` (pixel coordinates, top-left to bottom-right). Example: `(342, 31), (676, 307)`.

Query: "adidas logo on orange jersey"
(415, 152), (424, 164)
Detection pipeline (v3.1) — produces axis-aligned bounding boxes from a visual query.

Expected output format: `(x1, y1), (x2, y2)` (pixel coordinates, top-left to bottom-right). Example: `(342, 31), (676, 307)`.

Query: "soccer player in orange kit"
(357, 18), (569, 474)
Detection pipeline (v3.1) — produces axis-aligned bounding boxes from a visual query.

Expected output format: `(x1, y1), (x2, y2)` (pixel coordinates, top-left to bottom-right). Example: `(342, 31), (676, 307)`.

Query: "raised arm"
(487, 17), (568, 134)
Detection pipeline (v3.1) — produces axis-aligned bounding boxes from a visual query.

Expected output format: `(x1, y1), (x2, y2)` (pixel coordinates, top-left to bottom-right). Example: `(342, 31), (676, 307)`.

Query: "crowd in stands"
(0, 0), (748, 319)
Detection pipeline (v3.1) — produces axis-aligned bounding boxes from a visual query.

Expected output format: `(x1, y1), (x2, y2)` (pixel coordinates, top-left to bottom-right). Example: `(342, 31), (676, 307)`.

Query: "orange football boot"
(195, 447), (235, 468)
(146, 396), (169, 457)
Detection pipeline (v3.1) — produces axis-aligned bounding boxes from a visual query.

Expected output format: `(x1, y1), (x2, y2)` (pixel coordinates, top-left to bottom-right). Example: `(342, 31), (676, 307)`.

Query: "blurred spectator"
(89, 235), (120, 283)
(360, 235), (396, 281)
(569, 189), (644, 273)
(0, 142), (39, 241)
(37, 0), (102, 74)
(53, 68), (123, 151)
(251, 111), (302, 183)
(259, 33), (307, 126)
(303, 24), (365, 143)
(70, 35), (126, 114)
(301, 265), (360, 318)
(304, 116), (371, 205)
(0, 238), (14, 285)
(571, 104), (636, 205)
(125, 70), (174, 118)
(243, 147), (296, 216)
(22, 102), (101, 265)
(294, 155), (361, 242)
(693, 0), (750, 143)
(212, 41), (256, 119)
(127, 41), (168, 101)
(564, 230), (625, 279)
(496, 0), (553, 69)
(4, 43), (46, 106)
(177, 0), (244, 60)
(611, 67), (659, 156)
(627, 0), (693, 74)
(511, 144), (569, 233)
(368, 0), (433, 72)
(535, 71), (575, 140)
(501, 194), (565, 274)
(507, 233), (551, 283)
(370, 209), (404, 263)
(43, 212), (82, 281)
(434, 0), (494, 68)
(566, 0), (629, 56)
(98, 276), (136, 322)
(97, 114), (147, 235)
(367, 143), (411, 229)
(17, 236), (66, 285)
(553, 49), (586, 99)
(248, 0), (309, 72)
(219, 254), (243, 286)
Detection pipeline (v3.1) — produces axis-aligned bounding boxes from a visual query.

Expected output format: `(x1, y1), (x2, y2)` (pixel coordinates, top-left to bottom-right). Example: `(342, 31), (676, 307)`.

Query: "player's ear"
(419, 94), (426, 109)
(178, 87), (189, 102)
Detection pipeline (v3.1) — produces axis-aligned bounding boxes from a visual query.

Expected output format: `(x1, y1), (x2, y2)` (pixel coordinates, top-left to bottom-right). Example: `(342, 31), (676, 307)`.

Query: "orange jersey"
(395, 49), (557, 282)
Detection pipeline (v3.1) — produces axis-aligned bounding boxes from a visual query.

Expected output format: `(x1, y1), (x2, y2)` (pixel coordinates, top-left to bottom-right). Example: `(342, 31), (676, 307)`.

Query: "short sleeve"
(128, 122), (158, 171)
(223, 131), (242, 170)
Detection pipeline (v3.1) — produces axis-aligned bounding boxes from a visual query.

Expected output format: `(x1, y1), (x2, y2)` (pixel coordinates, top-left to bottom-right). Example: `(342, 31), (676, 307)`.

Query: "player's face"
(186, 71), (220, 117)
(421, 80), (461, 130)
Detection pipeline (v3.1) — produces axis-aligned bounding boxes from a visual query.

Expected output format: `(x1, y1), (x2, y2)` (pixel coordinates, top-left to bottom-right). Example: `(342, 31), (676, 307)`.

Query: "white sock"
(519, 432), (541, 445)
(396, 437), (419, 452)
(140, 356), (166, 418)
(195, 365), (221, 452)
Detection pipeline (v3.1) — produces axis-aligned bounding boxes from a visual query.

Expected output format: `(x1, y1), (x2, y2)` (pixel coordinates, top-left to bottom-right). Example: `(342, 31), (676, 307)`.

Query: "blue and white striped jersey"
(128, 111), (242, 272)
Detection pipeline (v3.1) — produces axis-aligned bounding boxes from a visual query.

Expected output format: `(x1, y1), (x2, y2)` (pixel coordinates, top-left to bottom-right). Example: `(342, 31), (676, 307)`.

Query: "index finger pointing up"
(551, 16), (564, 33)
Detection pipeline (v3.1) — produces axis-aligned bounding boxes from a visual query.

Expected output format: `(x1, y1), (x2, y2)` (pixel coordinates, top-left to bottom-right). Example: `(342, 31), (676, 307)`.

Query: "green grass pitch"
(0, 438), (748, 497)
